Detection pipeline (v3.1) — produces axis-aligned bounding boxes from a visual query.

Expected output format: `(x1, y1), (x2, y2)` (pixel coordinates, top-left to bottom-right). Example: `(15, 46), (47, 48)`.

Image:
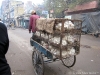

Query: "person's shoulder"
(0, 22), (7, 29)
(31, 15), (38, 18)
(37, 15), (40, 18)
(30, 15), (36, 18)
(0, 22), (5, 25)
(35, 15), (40, 18)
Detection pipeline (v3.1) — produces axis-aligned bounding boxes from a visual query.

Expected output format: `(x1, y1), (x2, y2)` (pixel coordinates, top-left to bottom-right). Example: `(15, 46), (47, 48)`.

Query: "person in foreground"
(0, 22), (11, 75)
(29, 10), (40, 38)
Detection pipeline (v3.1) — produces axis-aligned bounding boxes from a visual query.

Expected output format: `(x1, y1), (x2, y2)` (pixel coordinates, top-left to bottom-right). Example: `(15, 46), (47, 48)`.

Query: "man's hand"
(29, 31), (31, 33)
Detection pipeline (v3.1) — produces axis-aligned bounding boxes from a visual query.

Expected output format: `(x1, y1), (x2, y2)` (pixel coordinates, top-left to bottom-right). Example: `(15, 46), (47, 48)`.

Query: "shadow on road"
(44, 64), (57, 75)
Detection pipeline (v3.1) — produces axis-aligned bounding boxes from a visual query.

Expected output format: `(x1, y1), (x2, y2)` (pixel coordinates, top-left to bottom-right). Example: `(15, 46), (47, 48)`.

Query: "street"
(6, 28), (100, 75)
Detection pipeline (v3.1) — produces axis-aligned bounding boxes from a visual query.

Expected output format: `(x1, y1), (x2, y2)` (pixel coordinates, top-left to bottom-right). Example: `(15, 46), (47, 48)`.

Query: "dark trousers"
(32, 32), (36, 39)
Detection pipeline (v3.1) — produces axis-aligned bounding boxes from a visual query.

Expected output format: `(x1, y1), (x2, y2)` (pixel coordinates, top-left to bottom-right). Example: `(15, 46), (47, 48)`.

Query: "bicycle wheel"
(61, 55), (76, 68)
(32, 50), (44, 75)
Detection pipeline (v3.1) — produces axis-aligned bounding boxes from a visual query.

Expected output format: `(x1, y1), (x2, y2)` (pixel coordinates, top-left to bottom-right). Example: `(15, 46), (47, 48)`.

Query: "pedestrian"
(29, 10), (40, 38)
(24, 22), (25, 29)
(0, 21), (11, 75)
(8, 22), (12, 29)
(11, 22), (14, 30)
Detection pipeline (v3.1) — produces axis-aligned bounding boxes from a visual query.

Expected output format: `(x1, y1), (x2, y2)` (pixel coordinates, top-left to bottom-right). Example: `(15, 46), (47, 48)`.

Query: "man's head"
(31, 10), (36, 15)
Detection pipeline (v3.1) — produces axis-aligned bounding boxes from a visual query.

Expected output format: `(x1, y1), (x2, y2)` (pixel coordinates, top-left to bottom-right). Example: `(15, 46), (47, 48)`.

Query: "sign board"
(24, 17), (29, 20)
(65, 15), (72, 19)
(50, 10), (54, 13)
(42, 11), (48, 14)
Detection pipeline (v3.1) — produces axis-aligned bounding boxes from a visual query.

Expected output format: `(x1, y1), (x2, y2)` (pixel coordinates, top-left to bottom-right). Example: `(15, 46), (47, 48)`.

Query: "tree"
(43, 0), (68, 18)
(68, 0), (97, 9)
(43, 0), (99, 18)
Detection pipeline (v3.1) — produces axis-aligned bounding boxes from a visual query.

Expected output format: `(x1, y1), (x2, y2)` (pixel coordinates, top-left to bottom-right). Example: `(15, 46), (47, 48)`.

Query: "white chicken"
(56, 21), (75, 31)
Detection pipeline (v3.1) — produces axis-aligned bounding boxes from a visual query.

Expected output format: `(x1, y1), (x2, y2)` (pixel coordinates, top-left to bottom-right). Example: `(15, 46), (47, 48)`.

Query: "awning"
(66, 1), (100, 15)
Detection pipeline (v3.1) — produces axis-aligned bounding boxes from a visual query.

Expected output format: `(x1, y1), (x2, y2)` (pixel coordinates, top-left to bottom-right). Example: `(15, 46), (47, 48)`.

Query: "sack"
(36, 18), (46, 30)
(44, 18), (55, 33)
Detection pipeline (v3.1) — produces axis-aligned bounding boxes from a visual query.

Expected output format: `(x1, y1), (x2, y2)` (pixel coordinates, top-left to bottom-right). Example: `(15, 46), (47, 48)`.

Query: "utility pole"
(17, 4), (18, 17)
(8, 0), (11, 24)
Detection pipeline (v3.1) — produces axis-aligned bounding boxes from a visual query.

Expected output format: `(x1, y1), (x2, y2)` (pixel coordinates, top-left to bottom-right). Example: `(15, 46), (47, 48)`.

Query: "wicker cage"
(35, 18), (82, 58)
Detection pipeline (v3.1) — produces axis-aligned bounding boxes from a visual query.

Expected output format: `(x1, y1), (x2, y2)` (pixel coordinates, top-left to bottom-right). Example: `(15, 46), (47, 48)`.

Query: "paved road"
(6, 28), (100, 75)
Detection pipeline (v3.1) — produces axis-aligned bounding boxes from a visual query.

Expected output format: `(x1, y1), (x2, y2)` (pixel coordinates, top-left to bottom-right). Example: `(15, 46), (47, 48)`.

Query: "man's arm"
(29, 16), (33, 33)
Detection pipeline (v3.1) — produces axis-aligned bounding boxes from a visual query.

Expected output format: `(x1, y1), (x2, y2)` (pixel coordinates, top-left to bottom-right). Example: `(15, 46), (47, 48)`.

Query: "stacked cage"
(33, 18), (82, 59)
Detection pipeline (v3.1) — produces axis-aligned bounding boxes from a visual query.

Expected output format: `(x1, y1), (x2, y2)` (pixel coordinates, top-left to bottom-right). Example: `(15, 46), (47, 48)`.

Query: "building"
(66, 0), (100, 15)
(65, 0), (100, 35)
(17, 14), (30, 29)
(10, 1), (24, 27)
(0, 8), (1, 18)
(1, 0), (9, 22)
(1, 0), (24, 26)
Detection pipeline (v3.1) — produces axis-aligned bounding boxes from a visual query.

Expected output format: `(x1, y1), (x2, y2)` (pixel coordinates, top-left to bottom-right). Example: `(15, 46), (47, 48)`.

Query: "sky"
(0, 0), (3, 6)
(22, 0), (43, 4)
(0, 0), (44, 7)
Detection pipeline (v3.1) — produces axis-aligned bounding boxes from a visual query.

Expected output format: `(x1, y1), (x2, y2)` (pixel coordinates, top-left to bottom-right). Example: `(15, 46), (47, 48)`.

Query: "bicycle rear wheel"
(61, 55), (76, 68)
